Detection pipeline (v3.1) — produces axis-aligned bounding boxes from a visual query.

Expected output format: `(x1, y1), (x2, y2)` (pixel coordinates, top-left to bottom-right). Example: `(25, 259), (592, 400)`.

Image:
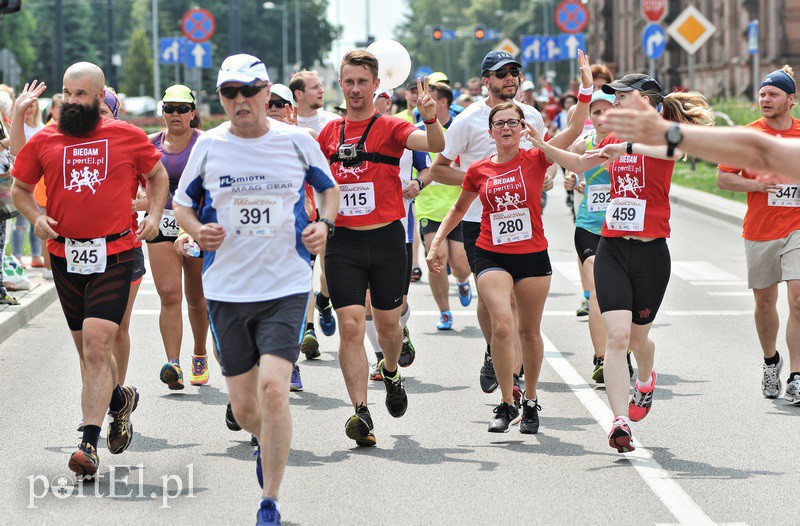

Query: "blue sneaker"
(437, 310), (453, 331)
(457, 281), (472, 307)
(290, 365), (303, 392)
(316, 292), (336, 336)
(254, 443), (263, 488)
(257, 498), (281, 525)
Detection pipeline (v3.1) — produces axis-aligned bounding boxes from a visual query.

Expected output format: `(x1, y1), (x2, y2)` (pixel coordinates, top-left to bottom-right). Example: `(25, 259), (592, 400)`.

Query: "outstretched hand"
(14, 80), (47, 117)
(600, 96), (667, 144)
(521, 119), (546, 149)
(577, 50), (593, 88)
(416, 76), (436, 122)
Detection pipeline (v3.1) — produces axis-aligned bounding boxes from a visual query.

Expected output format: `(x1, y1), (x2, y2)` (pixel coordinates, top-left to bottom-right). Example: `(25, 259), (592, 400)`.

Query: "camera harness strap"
(328, 113), (401, 166)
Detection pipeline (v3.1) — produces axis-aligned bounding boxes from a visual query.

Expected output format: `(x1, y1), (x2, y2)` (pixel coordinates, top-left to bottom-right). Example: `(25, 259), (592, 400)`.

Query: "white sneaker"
(762, 356), (782, 399)
(784, 378), (800, 405)
(43, 269), (54, 280)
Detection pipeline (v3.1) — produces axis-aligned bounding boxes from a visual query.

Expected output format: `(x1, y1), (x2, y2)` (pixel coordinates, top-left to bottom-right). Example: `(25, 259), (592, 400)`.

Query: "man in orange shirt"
(717, 66), (800, 404)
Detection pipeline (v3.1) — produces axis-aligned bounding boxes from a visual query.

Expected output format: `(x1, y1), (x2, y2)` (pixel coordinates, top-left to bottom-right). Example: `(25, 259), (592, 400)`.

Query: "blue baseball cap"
(481, 50), (522, 75)
(590, 91), (615, 107)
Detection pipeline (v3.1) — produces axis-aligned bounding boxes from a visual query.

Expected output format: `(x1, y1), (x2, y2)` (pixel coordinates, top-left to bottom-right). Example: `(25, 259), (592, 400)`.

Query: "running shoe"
(458, 280), (473, 307)
(31, 257), (45, 268)
(225, 402), (242, 431)
(380, 360), (408, 417)
(107, 386), (139, 454)
(437, 310), (453, 331)
(43, 269), (54, 280)
(254, 443), (263, 489)
(300, 329), (321, 359)
(0, 291), (19, 305)
(762, 356), (783, 399)
(369, 363), (383, 381)
(627, 349), (634, 379)
(190, 355), (209, 385)
(345, 403), (376, 447)
(398, 326), (416, 367)
(315, 291), (336, 337)
(488, 402), (519, 433)
(784, 377), (800, 405)
(290, 365), (303, 392)
(520, 396), (542, 435)
(629, 370), (656, 422)
(513, 374), (522, 408)
(576, 297), (589, 317)
(480, 353), (499, 393)
(592, 355), (605, 384)
(77, 420), (84, 432)
(69, 442), (100, 478)
(160, 360), (184, 390)
(608, 417), (635, 453)
(257, 498), (281, 526)
(410, 266), (422, 282)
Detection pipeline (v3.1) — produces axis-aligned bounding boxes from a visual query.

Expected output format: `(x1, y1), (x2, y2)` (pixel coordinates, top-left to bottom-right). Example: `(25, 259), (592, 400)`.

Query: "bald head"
(64, 62), (105, 92)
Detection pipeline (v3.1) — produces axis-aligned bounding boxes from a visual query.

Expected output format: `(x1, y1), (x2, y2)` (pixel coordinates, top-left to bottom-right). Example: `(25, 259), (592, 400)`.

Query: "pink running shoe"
(629, 370), (656, 422)
(608, 417), (635, 453)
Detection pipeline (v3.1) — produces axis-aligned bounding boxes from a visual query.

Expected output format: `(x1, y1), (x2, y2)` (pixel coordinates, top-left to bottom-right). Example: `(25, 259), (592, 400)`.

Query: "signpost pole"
(753, 50), (759, 103)
(688, 53), (694, 89)
(649, 58), (655, 79)
(152, 0), (160, 102)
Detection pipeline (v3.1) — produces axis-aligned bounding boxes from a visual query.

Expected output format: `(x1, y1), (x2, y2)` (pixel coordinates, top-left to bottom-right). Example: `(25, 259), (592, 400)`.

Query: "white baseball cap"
(373, 88), (393, 102)
(269, 83), (295, 105)
(216, 54), (270, 88)
(521, 80), (535, 92)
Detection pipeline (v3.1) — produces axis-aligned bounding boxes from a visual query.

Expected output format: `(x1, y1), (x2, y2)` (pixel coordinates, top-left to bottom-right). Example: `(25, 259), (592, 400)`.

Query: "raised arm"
(547, 50), (592, 151)
(405, 77), (445, 153)
(10, 81), (47, 156)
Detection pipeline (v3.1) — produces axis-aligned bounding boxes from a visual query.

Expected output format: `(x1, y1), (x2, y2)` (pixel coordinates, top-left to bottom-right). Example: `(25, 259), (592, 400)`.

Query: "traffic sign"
(666, 5), (716, 55)
(183, 41), (212, 69)
(747, 20), (759, 55)
(441, 29), (456, 41)
(498, 38), (520, 57)
(641, 0), (668, 23)
(520, 35), (539, 67)
(181, 8), (216, 43)
(160, 37), (182, 65)
(414, 66), (433, 80)
(642, 24), (667, 59)
(559, 33), (585, 60)
(555, 1), (589, 34)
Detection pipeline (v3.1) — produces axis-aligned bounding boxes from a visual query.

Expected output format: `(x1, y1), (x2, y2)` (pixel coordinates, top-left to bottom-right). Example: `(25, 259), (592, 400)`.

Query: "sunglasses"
(491, 118), (521, 129)
(162, 104), (192, 115)
(268, 99), (290, 109)
(218, 84), (267, 100)
(492, 67), (521, 79)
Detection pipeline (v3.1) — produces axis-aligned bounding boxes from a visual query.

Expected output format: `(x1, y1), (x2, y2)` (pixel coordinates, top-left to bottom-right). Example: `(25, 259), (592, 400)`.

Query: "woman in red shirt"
(529, 74), (714, 452)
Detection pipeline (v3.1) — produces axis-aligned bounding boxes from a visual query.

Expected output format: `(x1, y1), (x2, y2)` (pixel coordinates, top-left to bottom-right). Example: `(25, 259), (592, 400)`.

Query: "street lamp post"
(263, 1), (289, 82)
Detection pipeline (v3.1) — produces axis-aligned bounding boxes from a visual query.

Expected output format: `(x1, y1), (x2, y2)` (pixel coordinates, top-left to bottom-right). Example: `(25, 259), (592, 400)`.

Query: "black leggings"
(594, 237), (670, 325)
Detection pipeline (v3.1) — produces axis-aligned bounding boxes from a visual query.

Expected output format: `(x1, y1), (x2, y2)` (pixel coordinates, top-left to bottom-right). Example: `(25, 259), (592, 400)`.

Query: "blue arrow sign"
(520, 35), (539, 67)
(542, 36), (561, 62)
(160, 37), (183, 65)
(182, 41), (212, 69)
(414, 66), (433, 80)
(747, 20), (759, 55)
(441, 29), (456, 41)
(559, 33), (585, 60)
(485, 28), (500, 41)
(642, 24), (666, 60)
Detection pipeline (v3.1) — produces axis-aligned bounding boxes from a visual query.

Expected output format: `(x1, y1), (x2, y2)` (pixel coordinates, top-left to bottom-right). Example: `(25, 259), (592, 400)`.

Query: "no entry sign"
(181, 8), (216, 43)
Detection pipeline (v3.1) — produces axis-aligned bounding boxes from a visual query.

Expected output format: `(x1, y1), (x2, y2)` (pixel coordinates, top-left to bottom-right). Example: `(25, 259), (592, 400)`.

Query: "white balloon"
(366, 39), (412, 90)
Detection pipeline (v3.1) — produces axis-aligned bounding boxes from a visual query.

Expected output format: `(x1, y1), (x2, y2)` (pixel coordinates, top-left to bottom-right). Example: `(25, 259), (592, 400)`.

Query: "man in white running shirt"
(290, 70), (340, 134)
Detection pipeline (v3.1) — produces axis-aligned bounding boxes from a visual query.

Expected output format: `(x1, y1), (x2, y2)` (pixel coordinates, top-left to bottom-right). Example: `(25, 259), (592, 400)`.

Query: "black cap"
(481, 50), (522, 74)
(602, 73), (663, 97)
(405, 81), (418, 91)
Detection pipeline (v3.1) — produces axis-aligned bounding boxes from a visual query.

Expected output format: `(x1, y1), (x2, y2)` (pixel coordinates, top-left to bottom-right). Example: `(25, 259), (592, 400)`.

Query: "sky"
(326, 0), (411, 64)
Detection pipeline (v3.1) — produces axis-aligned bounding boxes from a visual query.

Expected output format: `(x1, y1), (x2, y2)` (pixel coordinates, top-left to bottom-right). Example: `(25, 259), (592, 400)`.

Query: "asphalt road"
(0, 185), (792, 525)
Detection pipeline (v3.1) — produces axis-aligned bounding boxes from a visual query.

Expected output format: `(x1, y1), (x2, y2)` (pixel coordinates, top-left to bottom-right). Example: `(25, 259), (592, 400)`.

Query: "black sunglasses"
(492, 67), (521, 79)
(163, 104), (192, 115)
(218, 84), (267, 100)
(268, 99), (290, 109)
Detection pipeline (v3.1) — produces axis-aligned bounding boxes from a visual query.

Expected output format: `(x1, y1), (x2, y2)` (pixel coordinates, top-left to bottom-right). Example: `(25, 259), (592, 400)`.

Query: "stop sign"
(641, 0), (667, 23)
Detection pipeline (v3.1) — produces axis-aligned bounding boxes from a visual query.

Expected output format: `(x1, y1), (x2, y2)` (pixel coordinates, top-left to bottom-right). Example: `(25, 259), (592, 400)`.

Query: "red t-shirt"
(12, 119), (161, 257)
(317, 112), (416, 228)
(599, 133), (675, 239)
(717, 117), (800, 241)
(462, 148), (551, 254)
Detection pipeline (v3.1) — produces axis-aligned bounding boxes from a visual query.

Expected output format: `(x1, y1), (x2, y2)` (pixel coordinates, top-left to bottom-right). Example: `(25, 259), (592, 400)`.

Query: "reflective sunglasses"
(491, 118), (521, 129)
(162, 104), (192, 115)
(218, 84), (267, 100)
(268, 99), (290, 109)
(492, 67), (521, 79)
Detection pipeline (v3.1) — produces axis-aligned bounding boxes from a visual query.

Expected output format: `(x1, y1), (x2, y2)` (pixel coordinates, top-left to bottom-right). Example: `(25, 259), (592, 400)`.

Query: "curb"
(0, 279), (58, 345)
(669, 184), (746, 228)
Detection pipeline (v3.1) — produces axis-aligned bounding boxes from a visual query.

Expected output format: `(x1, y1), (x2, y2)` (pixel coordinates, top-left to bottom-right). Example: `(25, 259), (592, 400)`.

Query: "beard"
(58, 100), (101, 136)
(490, 83), (518, 102)
(310, 100), (323, 110)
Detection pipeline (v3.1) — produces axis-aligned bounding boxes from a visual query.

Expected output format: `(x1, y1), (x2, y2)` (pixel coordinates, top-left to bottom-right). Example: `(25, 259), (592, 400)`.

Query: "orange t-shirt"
(718, 117), (800, 241)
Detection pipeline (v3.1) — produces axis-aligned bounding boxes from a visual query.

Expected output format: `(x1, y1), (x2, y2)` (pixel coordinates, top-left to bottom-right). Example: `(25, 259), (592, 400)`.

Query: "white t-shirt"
(173, 122), (336, 302)
(441, 99), (545, 222)
(398, 146), (432, 242)
(297, 110), (340, 135)
(24, 123), (44, 141)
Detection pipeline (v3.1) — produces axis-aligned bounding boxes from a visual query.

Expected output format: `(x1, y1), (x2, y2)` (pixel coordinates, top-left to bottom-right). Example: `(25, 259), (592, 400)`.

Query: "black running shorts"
(461, 220), (481, 274)
(574, 227), (601, 264)
(594, 236), (671, 325)
(325, 221), (407, 311)
(419, 218), (464, 243)
(207, 292), (307, 376)
(473, 247), (552, 283)
(131, 246), (146, 283)
(51, 249), (135, 331)
(403, 242), (413, 295)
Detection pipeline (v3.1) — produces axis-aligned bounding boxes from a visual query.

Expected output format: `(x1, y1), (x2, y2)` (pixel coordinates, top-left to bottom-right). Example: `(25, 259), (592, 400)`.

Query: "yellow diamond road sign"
(666, 5), (716, 55)
(498, 38), (520, 57)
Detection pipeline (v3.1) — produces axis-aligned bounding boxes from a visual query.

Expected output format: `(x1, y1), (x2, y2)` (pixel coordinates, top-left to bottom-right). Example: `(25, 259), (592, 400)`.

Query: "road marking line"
(551, 261), (582, 283)
(671, 261), (741, 282)
(689, 281), (746, 286)
(410, 310), (750, 317)
(542, 334), (716, 525)
(707, 292), (752, 297)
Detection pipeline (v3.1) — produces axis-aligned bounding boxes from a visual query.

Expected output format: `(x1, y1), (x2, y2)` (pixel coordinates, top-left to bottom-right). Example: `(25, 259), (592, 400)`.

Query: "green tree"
(0, 10), (38, 83)
(121, 28), (153, 96)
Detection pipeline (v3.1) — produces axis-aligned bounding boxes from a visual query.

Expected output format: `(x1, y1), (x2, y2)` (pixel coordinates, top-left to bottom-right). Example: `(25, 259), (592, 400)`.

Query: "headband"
(761, 70), (796, 95)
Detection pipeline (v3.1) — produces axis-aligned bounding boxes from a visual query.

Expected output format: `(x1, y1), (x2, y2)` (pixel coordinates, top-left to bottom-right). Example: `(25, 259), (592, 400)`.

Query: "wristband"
(578, 85), (593, 96)
(578, 92), (592, 103)
(626, 142), (634, 155)
(423, 114), (437, 125)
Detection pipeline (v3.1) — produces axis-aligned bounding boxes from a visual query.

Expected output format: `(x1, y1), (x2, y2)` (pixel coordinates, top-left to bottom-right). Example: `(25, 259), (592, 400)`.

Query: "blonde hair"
(661, 91), (714, 126)
(781, 65), (797, 107)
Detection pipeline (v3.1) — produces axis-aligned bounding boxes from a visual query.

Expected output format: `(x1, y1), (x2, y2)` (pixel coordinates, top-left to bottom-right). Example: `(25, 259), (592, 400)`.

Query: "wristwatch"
(665, 122), (683, 158)
(319, 218), (335, 239)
